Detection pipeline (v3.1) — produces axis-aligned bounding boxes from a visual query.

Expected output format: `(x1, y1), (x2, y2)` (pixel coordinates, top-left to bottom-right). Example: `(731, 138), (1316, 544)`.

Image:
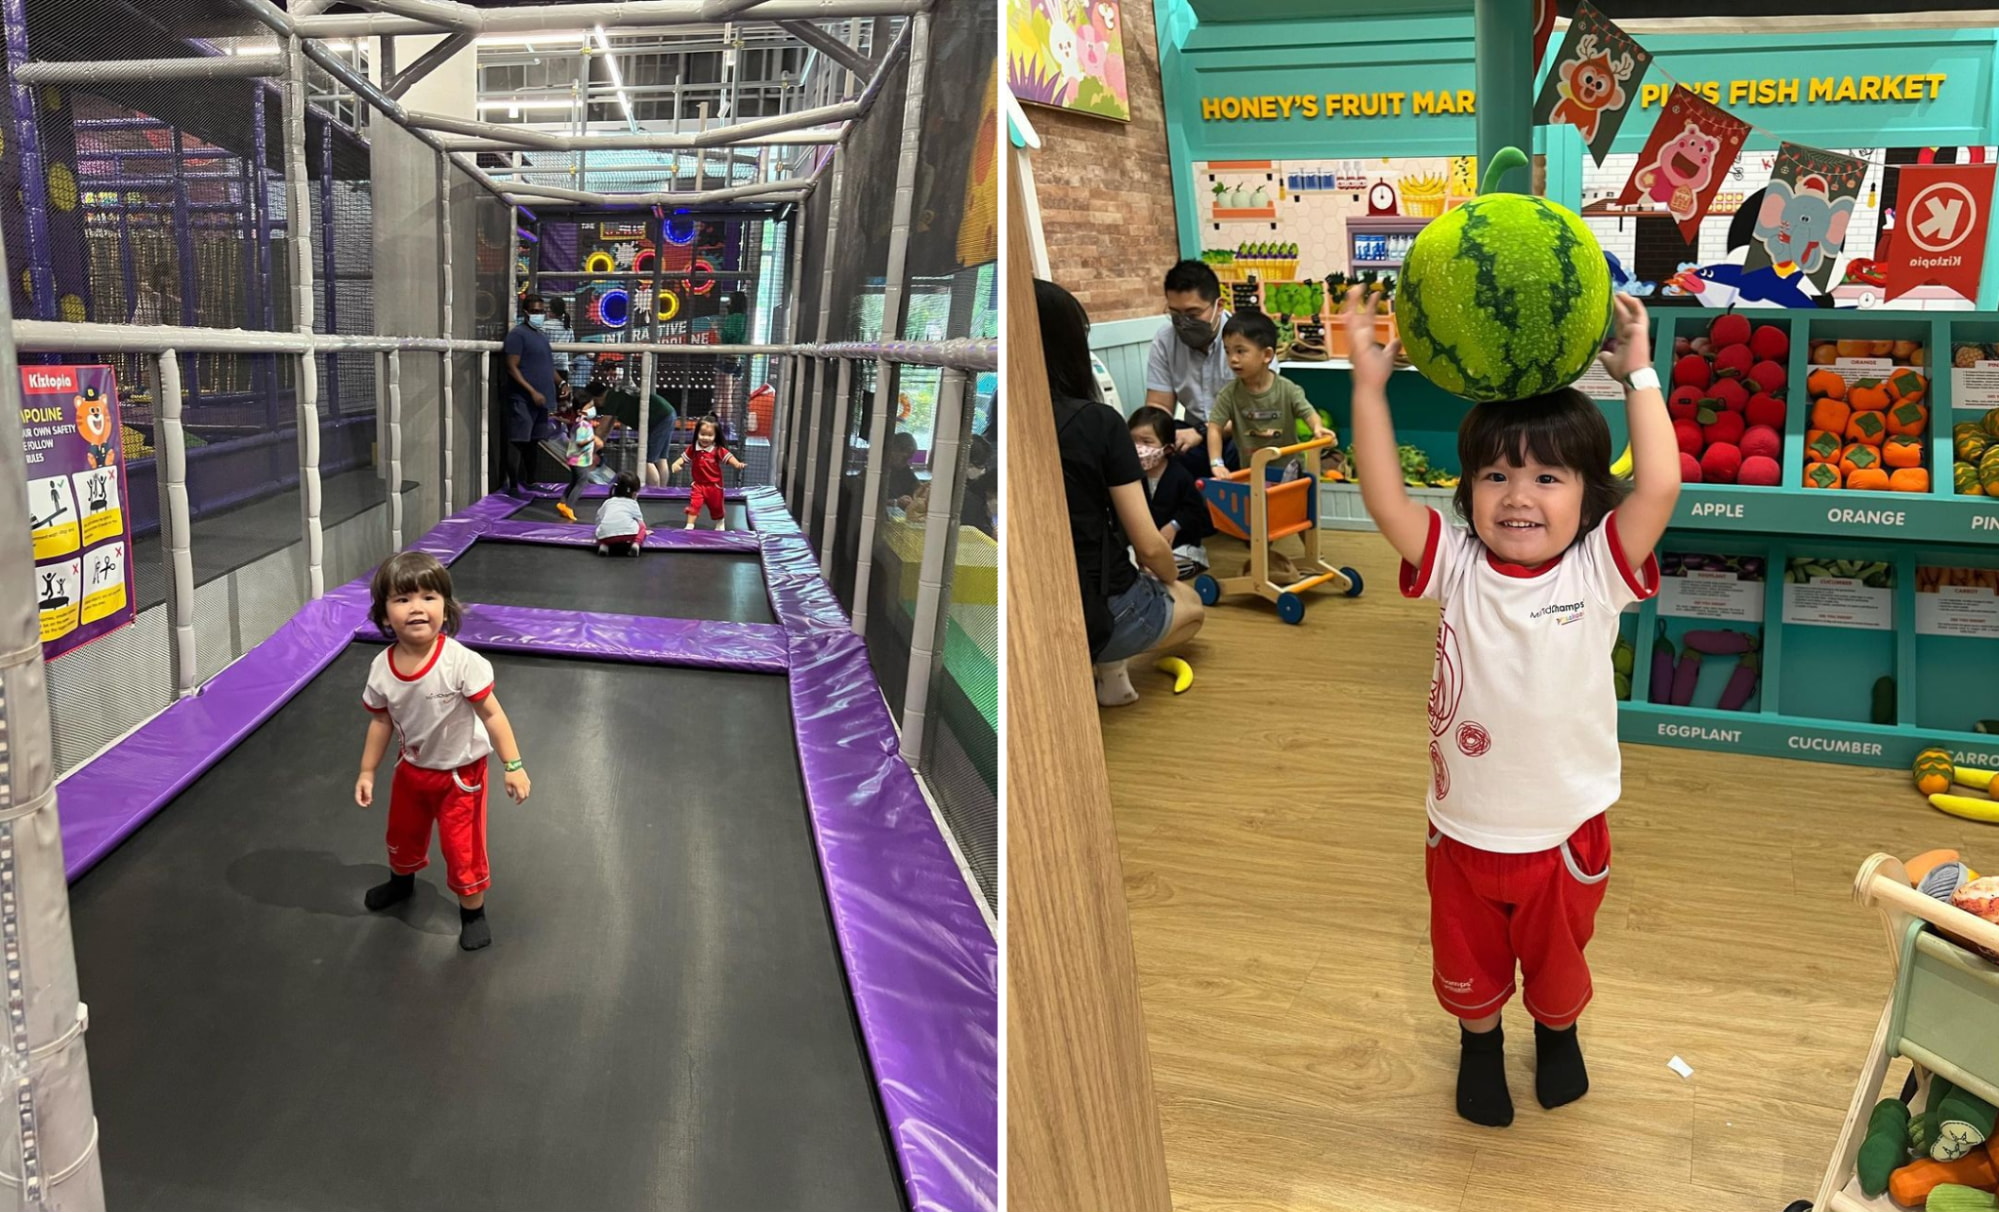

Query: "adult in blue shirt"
(1142, 259), (1237, 480)
(502, 294), (556, 495)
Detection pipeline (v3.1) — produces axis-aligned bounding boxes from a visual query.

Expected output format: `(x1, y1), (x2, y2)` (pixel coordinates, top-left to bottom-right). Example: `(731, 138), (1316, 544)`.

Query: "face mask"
(965, 465), (986, 481)
(1170, 308), (1215, 350)
(526, 313), (546, 329)
(582, 406), (596, 419)
(1133, 441), (1166, 471)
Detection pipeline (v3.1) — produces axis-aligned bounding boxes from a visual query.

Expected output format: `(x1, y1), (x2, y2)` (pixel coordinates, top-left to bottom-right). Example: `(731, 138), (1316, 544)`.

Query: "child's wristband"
(1624, 366), (1660, 394)
(504, 759), (525, 773)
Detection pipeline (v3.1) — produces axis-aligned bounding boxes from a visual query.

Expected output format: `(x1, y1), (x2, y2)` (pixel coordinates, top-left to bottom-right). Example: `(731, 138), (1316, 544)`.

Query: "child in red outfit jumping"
(355, 551), (531, 951)
(670, 414), (746, 530)
(1346, 289), (1681, 1127)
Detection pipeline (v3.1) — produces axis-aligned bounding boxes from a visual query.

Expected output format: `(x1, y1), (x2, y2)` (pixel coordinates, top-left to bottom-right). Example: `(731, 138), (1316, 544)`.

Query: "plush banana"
(1955, 766), (1996, 792)
(1931, 792), (1999, 824)
(1154, 656), (1193, 695)
(1610, 444), (1634, 477)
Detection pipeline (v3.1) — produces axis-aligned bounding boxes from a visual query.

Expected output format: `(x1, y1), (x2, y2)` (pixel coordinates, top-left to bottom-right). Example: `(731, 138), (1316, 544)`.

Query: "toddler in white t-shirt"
(1344, 289), (1682, 1128)
(356, 551), (532, 951)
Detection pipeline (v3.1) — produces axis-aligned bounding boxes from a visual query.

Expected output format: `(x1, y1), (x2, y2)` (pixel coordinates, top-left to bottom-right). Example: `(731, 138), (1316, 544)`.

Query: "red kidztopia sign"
(1887, 163), (1997, 303)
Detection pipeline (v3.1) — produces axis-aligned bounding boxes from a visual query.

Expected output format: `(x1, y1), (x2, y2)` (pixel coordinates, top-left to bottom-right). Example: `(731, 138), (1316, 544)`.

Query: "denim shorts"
(1096, 574), (1177, 664)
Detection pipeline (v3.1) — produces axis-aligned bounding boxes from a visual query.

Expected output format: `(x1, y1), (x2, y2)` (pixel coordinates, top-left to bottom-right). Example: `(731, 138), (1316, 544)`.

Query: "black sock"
(458, 904), (491, 951)
(364, 872), (414, 911)
(1457, 1024), (1514, 1127)
(1534, 1020), (1589, 1109)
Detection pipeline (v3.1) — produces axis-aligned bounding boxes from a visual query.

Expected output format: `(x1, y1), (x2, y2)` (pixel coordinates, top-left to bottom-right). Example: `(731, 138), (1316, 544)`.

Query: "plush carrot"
(1804, 463), (1843, 489)
(1811, 397), (1852, 434)
(1888, 400), (1930, 437)
(1884, 435), (1925, 468)
(1717, 652), (1760, 711)
(1888, 1144), (1999, 1208)
(1891, 467), (1931, 493)
(1849, 468), (1894, 491)
(1847, 409), (1890, 445)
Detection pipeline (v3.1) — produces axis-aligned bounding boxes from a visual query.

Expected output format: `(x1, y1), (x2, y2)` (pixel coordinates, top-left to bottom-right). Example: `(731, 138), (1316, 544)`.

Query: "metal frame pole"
(798, 150), (844, 527)
(437, 150), (454, 515)
(817, 357), (850, 569)
(150, 352), (197, 697)
(2, 0), (56, 320)
(252, 84), (277, 427)
(477, 346), (490, 498)
(776, 207), (803, 496)
(319, 118), (341, 418)
(849, 9), (929, 637)
(386, 350), (404, 548)
(0, 198), (107, 1213)
(636, 349), (654, 484)
(284, 33), (325, 598)
(898, 364), (967, 765)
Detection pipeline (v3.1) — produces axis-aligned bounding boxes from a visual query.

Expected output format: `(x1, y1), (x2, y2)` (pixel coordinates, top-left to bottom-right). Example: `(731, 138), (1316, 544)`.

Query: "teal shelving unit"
(1285, 306), (1999, 773)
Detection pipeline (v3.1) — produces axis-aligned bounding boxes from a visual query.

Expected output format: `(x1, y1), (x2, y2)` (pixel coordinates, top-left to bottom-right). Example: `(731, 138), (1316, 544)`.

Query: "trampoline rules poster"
(19, 365), (134, 659)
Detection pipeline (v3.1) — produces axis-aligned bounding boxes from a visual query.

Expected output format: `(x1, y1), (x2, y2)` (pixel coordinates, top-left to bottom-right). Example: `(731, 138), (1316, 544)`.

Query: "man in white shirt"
(1142, 259), (1237, 479)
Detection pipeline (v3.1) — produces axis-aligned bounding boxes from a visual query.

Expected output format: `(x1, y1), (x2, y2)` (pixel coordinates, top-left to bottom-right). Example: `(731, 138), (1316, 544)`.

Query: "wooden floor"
(1096, 529), (1986, 1213)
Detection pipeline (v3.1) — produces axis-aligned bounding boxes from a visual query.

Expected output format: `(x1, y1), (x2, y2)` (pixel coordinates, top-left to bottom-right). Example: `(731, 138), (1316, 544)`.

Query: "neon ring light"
(688, 258), (716, 295)
(598, 288), (631, 329)
(583, 250), (616, 274)
(655, 289), (681, 321)
(663, 217), (696, 246)
(633, 246), (656, 273)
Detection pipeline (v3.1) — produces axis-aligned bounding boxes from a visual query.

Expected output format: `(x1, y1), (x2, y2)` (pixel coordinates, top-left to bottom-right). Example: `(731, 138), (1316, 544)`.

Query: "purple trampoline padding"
(758, 534), (853, 634)
(55, 581), (373, 881)
(787, 629), (998, 1212)
(519, 484), (749, 502)
(353, 604), (789, 674)
(743, 487), (801, 538)
(473, 520), (761, 552)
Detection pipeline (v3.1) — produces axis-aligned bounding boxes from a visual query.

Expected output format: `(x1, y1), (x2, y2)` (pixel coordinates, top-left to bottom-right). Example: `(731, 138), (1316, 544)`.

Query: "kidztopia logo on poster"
(19, 365), (135, 660)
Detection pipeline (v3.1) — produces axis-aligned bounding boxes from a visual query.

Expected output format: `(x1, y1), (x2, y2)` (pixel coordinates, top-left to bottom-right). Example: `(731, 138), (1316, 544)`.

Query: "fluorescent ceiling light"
(592, 25), (636, 126)
(475, 99), (574, 112)
(475, 33), (586, 48)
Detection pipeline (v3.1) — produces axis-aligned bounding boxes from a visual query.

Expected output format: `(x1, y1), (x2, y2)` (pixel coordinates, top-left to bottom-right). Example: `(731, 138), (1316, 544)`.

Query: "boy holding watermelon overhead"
(1345, 287), (1681, 1128)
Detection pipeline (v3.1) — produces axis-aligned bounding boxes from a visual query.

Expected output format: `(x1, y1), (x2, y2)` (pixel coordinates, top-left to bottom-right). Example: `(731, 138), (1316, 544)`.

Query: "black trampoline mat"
(69, 647), (902, 1211)
(446, 539), (775, 625)
(510, 496), (751, 530)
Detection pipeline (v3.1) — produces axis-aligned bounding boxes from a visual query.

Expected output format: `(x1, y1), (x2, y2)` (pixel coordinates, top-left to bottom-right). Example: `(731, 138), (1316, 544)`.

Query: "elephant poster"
(1740, 143), (1869, 300)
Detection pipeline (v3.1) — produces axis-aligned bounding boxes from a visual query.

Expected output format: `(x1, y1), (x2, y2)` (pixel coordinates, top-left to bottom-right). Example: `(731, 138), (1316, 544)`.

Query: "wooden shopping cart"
(1192, 435), (1362, 624)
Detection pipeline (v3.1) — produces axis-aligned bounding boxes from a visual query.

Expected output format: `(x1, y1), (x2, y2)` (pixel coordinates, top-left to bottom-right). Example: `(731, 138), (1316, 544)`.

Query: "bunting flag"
(1532, 2), (1651, 165)
(1885, 162), (1996, 303)
(1532, 0), (1557, 71)
(1741, 144), (1869, 297)
(1617, 85), (1751, 242)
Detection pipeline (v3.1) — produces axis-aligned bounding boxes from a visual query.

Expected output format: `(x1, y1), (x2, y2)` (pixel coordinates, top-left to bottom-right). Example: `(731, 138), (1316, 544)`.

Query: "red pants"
(1424, 813), (1610, 1029)
(386, 757), (491, 895)
(601, 522), (648, 550)
(686, 484), (725, 520)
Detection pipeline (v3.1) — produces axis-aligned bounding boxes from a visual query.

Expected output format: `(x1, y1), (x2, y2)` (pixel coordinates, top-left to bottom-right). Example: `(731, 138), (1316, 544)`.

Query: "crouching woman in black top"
(1037, 279), (1204, 706)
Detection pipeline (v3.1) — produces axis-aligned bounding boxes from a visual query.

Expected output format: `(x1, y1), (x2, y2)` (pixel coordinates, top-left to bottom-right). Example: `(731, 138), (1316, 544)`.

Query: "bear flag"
(1618, 84), (1750, 243)
(1532, 2), (1650, 166)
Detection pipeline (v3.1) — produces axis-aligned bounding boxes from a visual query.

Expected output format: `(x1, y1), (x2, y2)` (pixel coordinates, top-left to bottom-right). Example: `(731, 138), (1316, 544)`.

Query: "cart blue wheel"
(1341, 566), (1365, 597)
(1276, 590), (1305, 624)
(1195, 573), (1220, 606)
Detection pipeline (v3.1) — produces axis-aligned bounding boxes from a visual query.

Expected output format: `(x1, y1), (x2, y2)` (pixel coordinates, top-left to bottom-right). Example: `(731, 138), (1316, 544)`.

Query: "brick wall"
(1027, 0), (1180, 322)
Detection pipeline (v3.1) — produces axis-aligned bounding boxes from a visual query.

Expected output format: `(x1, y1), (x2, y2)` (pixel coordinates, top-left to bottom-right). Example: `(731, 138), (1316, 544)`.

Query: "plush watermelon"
(1394, 147), (1613, 403)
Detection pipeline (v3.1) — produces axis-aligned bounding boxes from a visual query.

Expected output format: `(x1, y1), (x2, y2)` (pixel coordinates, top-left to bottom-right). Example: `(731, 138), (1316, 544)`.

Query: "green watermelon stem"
(1479, 147), (1530, 195)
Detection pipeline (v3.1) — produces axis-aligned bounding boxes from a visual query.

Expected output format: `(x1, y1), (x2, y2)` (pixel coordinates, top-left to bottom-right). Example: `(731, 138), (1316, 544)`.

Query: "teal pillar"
(1474, 0), (1535, 194)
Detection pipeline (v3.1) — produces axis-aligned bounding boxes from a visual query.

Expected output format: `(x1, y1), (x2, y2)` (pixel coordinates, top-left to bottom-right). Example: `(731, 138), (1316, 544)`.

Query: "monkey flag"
(1533, 2), (1651, 165)
(1618, 85), (1751, 242)
(1742, 143), (1869, 297)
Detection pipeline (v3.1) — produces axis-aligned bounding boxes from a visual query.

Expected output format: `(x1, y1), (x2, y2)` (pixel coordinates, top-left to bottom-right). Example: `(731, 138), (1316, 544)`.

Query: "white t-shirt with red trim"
(361, 636), (496, 771)
(1399, 508), (1659, 854)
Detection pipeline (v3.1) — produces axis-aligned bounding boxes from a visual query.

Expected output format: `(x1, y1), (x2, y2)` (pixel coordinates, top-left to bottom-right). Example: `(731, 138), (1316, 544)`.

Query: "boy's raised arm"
(1345, 289), (1431, 566)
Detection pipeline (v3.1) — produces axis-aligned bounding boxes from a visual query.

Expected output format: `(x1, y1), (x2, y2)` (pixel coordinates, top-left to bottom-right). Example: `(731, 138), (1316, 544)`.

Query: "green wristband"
(505, 759), (525, 772)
